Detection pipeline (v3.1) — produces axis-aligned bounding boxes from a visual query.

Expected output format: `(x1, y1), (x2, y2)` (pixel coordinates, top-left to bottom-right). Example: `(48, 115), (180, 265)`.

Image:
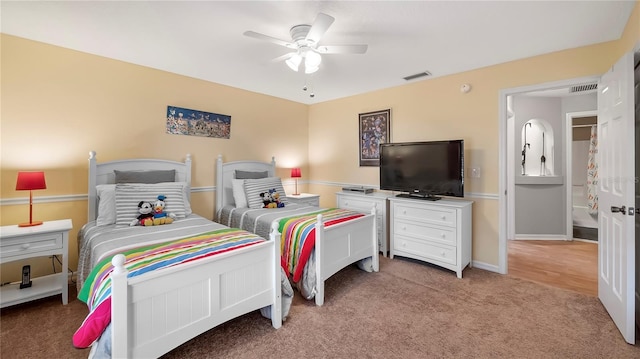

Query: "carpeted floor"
(1, 256), (638, 358)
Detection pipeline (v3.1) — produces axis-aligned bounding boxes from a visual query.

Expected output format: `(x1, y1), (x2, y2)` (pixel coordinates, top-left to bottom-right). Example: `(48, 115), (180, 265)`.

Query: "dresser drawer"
(393, 219), (456, 246)
(393, 203), (457, 227)
(337, 197), (381, 214)
(393, 234), (457, 266)
(1, 232), (63, 259)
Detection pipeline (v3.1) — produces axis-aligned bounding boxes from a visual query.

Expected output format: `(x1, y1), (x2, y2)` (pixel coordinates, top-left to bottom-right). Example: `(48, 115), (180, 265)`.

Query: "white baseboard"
(471, 260), (500, 274)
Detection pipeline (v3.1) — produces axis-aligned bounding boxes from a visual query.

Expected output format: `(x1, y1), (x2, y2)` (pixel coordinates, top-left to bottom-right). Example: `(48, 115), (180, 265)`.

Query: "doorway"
(498, 75), (600, 274)
(566, 111), (598, 242)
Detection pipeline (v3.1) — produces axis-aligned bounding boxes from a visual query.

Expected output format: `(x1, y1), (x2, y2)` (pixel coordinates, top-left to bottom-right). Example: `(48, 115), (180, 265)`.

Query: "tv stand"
(389, 197), (473, 278)
(396, 193), (441, 201)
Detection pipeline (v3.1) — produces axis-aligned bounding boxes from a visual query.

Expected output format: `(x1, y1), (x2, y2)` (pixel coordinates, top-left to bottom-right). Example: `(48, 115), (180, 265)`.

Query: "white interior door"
(597, 49), (636, 344)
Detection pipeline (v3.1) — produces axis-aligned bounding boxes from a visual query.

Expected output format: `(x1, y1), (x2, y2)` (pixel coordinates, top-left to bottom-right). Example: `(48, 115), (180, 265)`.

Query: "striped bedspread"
(73, 228), (266, 348)
(277, 208), (364, 283)
(79, 227), (266, 306)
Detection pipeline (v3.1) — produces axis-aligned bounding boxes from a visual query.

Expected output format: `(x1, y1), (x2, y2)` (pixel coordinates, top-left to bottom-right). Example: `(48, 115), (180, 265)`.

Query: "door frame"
(498, 75), (600, 274)
(565, 110), (598, 241)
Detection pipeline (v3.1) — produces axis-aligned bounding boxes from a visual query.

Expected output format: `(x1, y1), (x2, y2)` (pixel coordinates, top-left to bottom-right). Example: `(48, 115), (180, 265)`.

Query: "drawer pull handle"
(441, 233), (446, 238)
(403, 210), (407, 215)
(21, 243), (30, 250)
(441, 215), (446, 220)
(441, 251), (446, 257)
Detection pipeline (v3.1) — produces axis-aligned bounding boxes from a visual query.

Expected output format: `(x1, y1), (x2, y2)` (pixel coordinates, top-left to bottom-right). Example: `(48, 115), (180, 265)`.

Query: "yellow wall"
(0, 34), (308, 281)
(1, 1), (639, 282)
(308, 2), (640, 266)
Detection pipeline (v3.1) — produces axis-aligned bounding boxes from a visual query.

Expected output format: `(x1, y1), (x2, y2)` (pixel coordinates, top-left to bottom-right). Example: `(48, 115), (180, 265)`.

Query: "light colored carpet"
(1, 256), (638, 358)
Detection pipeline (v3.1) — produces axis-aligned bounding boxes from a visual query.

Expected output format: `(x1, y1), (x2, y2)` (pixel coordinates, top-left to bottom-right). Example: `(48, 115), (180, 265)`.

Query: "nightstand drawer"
(287, 194), (320, 207)
(0, 232), (63, 259)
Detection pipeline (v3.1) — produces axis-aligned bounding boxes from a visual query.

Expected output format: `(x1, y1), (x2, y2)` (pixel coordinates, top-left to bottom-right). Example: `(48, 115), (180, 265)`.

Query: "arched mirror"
(520, 119), (554, 176)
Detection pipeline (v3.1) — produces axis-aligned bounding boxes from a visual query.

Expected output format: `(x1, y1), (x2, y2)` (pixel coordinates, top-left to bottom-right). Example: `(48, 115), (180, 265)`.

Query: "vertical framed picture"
(359, 109), (390, 166)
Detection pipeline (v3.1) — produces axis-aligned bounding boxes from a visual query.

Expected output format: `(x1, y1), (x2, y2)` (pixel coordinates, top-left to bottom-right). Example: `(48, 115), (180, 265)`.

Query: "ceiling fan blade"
(316, 44), (368, 54)
(305, 13), (335, 44)
(271, 52), (296, 63)
(243, 31), (296, 49)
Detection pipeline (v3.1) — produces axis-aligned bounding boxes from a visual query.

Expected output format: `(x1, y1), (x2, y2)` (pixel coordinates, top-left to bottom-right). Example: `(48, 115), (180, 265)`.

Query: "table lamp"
(291, 168), (301, 195)
(16, 171), (47, 227)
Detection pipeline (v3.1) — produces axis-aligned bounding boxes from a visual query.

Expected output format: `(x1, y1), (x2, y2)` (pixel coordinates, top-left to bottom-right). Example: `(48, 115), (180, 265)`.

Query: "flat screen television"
(379, 140), (464, 200)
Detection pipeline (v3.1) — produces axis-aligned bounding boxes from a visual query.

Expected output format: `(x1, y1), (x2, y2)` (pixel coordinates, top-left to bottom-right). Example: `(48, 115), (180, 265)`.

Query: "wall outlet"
(469, 167), (481, 178)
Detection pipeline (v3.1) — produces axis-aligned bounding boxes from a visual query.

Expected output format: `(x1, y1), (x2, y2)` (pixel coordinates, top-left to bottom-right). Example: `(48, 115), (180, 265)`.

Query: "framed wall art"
(166, 106), (231, 139)
(359, 109), (390, 166)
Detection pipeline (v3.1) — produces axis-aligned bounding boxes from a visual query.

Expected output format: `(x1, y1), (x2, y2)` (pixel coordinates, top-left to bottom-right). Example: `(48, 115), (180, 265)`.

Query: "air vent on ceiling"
(403, 71), (432, 81)
(570, 83), (598, 93)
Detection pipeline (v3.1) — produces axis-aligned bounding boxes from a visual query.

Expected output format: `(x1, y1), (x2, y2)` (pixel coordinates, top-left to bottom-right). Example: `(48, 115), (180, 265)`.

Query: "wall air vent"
(570, 83), (598, 93)
(403, 71), (432, 81)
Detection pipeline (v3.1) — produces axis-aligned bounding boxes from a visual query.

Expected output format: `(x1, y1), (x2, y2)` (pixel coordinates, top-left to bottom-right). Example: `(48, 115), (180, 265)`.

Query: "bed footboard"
(110, 240), (281, 358)
(315, 207), (378, 306)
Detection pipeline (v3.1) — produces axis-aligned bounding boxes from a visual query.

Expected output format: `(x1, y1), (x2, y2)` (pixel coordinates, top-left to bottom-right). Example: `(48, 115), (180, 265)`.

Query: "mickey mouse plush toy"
(130, 201), (155, 226)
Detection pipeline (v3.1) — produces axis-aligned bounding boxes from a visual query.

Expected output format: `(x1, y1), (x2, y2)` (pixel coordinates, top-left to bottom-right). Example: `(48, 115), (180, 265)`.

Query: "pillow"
(114, 182), (188, 226)
(182, 183), (192, 216)
(114, 170), (176, 184)
(244, 177), (288, 209)
(235, 170), (269, 179)
(232, 179), (248, 208)
(96, 184), (116, 226)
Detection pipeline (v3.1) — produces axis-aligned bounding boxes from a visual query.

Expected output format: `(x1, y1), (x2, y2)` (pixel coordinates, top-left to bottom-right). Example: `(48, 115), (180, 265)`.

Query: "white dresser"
(389, 197), (472, 278)
(336, 191), (391, 256)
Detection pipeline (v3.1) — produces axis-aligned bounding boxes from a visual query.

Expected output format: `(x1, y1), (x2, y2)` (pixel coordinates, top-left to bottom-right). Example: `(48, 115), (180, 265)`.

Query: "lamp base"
(18, 221), (43, 227)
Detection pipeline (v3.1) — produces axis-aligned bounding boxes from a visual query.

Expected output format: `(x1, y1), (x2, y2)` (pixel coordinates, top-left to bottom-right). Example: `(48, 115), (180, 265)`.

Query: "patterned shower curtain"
(586, 125), (598, 215)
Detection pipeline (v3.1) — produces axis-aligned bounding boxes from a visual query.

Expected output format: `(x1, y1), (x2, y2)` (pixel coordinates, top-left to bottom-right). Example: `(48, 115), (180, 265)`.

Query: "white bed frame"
(215, 154), (379, 306)
(87, 151), (281, 358)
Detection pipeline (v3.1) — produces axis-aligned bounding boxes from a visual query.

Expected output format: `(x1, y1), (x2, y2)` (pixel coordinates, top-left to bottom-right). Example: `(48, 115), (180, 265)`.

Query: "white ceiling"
(1, 1), (635, 104)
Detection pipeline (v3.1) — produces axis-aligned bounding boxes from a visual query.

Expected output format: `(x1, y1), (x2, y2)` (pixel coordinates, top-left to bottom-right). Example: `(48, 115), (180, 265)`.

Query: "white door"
(597, 50), (636, 344)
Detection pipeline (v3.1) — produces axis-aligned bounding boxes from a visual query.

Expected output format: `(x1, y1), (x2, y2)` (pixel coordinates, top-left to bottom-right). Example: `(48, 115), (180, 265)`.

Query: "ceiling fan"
(243, 13), (368, 74)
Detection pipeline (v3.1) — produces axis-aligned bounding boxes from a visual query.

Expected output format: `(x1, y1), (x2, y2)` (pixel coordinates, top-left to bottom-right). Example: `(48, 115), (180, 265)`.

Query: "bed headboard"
(215, 154), (276, 211)
(87, 151), (192, 222)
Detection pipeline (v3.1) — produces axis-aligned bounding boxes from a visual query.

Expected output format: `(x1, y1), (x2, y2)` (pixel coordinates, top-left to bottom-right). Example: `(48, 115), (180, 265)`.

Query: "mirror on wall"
(520, 119), (554, 176)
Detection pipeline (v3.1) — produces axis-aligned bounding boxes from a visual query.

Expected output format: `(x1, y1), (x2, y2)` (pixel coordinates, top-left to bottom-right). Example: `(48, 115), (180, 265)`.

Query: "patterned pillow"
(114, 182), (187, 226)
(244, 177), (288, 209)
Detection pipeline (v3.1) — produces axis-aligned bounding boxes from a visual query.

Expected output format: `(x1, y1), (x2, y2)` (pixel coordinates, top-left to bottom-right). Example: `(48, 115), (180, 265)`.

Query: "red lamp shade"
(16, 171), (47, 191)
(16, 171), (47, 227)
(291, 168), (301, 195)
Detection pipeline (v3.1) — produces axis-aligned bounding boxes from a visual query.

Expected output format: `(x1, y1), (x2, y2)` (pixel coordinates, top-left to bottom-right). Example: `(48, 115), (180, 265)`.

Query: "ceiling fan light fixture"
(304, 64), (319, 74)
(303, 51), (321, 73)
(286, 53), (302, 71)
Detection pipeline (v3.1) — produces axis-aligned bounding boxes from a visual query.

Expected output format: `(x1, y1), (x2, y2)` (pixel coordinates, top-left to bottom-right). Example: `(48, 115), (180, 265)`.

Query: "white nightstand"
(287, 193), (320, 206)
(0, 219), (72, 308)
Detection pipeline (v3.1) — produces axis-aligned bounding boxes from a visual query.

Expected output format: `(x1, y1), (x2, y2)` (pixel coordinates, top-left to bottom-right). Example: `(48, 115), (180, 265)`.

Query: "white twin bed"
(215, 154), (379, 306)
(76, 152), (283, 358)
(75, 152), (380, 358)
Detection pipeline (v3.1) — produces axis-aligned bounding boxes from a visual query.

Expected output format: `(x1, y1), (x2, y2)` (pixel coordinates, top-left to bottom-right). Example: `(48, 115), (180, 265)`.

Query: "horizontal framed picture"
(359, 109), (390, 166)
(166, 106), (231, 138)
